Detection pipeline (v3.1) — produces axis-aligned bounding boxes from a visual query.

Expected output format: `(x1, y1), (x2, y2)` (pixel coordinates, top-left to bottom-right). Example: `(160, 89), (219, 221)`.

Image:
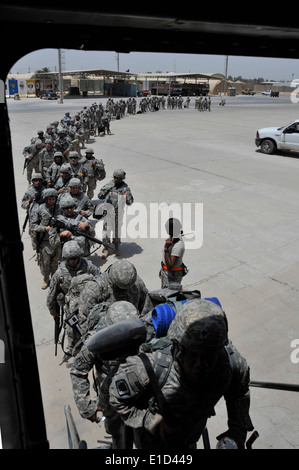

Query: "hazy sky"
(10, 48), (299, 82)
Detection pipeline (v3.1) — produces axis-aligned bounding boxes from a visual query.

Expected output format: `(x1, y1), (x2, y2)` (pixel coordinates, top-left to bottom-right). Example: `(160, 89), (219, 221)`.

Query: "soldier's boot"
(102, 248), (109, 259)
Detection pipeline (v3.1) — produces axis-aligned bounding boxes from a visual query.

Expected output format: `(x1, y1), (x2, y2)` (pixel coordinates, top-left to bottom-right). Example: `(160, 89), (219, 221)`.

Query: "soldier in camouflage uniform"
(70, 301), (148, 448)
(68, 151), (88, 186)
(30, 188), (61, 289)
(53, 194), (96, 257)
(38, 138), (55, 177)
(54, 163), (72, 194)
(77, 260), (148, 323)
(45, 152), (63, 187)
(21, 173), (46, 249)
(54, 128), (72, 160)
(59, 178), (94, 218)
(97, 169), (133, 258)
(80, 148), (106, 199)
(44, 124), (58, 142)
(23, 138), (44, 185)
(109, 298), (254, 450)
(46, 240), (100, 355)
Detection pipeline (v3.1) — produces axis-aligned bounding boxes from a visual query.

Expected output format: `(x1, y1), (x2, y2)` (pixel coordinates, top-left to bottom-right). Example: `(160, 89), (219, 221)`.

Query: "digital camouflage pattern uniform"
(54, 195), (96, 256)
(30, 188), (62, 288)
(21, 173), (45, 249)
(23, 138), (44, 185)
(70, 301), (147, 448)
(59, 178), (94, 218)
(109, 299), (254, 450)
(46, 240), (100, 354)
(97, 169), (134, 257)
(80, 148), (106, 199)
(77, 260), (148, 320)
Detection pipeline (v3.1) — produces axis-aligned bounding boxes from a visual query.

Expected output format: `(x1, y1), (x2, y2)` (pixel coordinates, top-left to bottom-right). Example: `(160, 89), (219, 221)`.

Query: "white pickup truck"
(255, 119), (299, 154)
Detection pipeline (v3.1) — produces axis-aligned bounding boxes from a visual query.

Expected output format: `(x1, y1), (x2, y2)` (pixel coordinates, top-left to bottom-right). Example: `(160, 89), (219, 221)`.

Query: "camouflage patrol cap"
(168, 299), (228, 353)
(60, 195), (76, 208)
(113, 169), (126, 180)
(62, 240), (83, 259)
(42, 188), (58, 198)
(69, 178), (81, 187)
(104, 301), (138, 327)
(109, 260), (137, 289)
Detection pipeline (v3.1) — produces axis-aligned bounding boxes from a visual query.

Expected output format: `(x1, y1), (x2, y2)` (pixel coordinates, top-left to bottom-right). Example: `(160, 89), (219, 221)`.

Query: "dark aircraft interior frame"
(1, 4), (299, 449)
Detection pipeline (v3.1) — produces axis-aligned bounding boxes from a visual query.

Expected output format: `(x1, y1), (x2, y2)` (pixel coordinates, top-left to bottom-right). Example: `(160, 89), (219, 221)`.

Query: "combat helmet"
(60, 195), (76, 209)
(42, 188), (58, 198)
(62, 240), (83, 259)
(68, 178), (81, 187)
(168, 299), (228, 354)
(109, 260), (137, 289)
(113, 169), (126, 180)
(104, 301), (139, 327)
(31, 172), (43, 181)
(60, 163), (72, 174)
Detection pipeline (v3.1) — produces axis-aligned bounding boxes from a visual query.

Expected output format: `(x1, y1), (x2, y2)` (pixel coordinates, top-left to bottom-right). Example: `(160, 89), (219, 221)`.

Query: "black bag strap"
(138, 352), (174, 425)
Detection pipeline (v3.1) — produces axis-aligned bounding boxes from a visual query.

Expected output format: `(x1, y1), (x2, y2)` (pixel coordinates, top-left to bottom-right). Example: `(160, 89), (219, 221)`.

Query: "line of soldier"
(20, 101), (254, 451)
(21, 103), (138, 288)
(45, 241), (254, 450)
(195, 96), (211, 111)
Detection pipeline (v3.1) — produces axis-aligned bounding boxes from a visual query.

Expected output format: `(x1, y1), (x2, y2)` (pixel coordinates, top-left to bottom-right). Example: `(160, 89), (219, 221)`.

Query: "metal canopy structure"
(135, 72), (226, 81)
(43, 68), (133, 78)
(40, 70), (226, 81)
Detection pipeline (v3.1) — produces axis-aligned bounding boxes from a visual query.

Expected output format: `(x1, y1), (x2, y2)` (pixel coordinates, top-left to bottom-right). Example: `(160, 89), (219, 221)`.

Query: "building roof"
(37, 68), (133, 78)
(135, 72), (226, 80)
(32, 69), (226, 81)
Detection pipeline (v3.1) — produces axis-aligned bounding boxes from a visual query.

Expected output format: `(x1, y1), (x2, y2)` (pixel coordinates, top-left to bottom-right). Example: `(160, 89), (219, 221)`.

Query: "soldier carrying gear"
(108, 259), (137, 290)
(23, 138), (44, 184)
(97, 169), (133, 258)
(71, 300), (153, 449)
(75, 260), (148, 323)
(21, 172), (46, 247)
(54, 162), (72, 194)
(30, 188), (61, 289)
(53, 195), (97, 256)
(80, 147), (106, 199)
(45, 151), (63, 187)
(61, 177), (94, 218)
(109, 298), (254, 450)
(47, 240), (100, 357)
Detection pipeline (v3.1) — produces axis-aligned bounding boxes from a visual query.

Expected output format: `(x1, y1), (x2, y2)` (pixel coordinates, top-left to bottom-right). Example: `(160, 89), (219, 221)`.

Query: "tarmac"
(7, 93), (299, 450)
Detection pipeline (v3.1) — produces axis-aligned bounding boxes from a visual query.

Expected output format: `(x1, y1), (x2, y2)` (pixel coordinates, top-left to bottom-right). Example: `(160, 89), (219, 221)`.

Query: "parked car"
(67, 86), (80, 96)
(242, 88), (255, 95)
(39, 89), (57, 99)
(262, 90), (279, 97)
(255, 119), (299, 154)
